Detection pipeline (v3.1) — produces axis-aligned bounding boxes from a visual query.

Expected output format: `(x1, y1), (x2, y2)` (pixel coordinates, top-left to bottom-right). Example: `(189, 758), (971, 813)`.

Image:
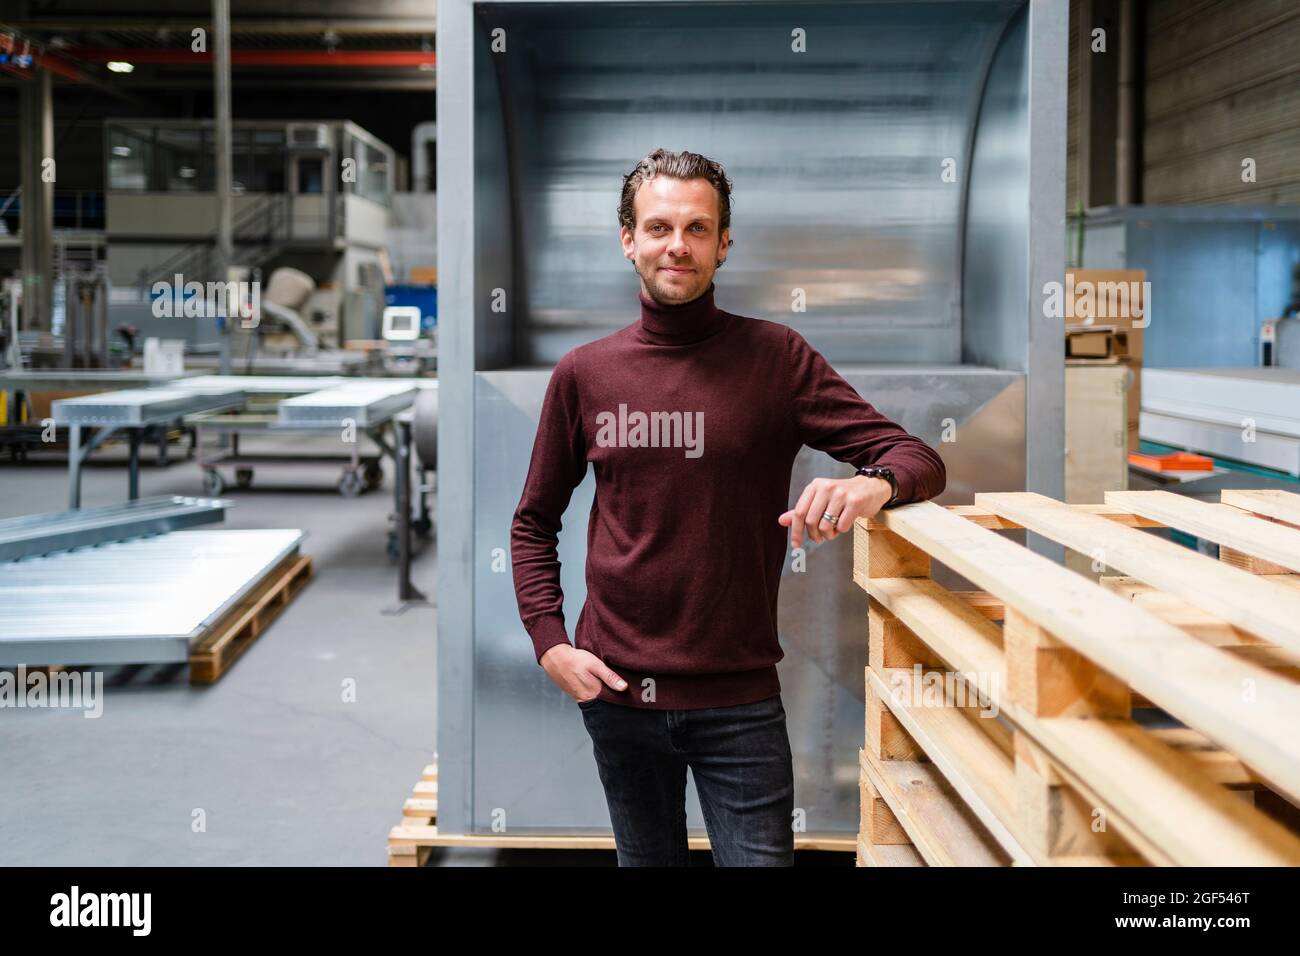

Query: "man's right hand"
(540, 644), (628, 702)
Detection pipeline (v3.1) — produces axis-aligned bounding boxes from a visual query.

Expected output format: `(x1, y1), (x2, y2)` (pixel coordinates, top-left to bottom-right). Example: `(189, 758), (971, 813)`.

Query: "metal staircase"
(134, 193), (289, 294)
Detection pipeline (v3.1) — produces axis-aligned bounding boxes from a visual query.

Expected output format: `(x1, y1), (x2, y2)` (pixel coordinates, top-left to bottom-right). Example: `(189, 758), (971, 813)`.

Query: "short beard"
(633, 258), (720, 307)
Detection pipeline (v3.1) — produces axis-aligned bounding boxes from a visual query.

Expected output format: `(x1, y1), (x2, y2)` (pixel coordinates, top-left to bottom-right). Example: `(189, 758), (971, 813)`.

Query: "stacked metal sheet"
(0, 495), (230, 561)
(0, 529), (304, 666)
(52, 387), (246, 426)
(276, 382), (417, 428)
(1141, 367), (1300, 476)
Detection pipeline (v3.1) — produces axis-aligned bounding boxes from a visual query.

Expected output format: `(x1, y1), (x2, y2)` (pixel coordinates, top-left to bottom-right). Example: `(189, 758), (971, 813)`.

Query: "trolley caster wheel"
(364, 463), (384, 490)
(235, 467), (255, 489)
(203, 469), (226, 496)
(338, 469), (366, 498)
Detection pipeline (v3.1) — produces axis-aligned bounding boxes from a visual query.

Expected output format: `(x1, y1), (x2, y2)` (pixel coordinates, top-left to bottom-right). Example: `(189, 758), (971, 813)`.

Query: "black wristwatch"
(855, 465), (898, 508)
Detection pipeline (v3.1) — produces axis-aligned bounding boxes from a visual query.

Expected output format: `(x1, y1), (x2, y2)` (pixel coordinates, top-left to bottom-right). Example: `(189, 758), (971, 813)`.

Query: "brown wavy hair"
(617, 148), (734, 235)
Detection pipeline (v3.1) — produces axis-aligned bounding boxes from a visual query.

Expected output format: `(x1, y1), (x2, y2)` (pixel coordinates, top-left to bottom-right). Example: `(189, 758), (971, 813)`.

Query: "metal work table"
(277, 382), (417, 428)
(0, 369), (197, 463)
(0, 369), (197, 420)
(53, 387), (246, 507)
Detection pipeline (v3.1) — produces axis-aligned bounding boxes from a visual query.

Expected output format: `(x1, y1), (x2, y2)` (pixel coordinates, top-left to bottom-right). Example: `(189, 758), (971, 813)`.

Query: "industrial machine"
(436, 0), (1067, 837)
(104, 118), (396, 354)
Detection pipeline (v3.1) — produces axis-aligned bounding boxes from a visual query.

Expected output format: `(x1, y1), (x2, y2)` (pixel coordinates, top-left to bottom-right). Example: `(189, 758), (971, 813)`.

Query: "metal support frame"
(213, 0), (234, 376)
(394, 415), (427, 604)
(19, 64), (54, 333)
(66, 423), (146, 508)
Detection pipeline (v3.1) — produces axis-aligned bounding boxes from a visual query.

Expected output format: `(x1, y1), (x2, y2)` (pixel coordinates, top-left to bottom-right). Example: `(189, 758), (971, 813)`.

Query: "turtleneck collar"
(637, 281), (730, 346)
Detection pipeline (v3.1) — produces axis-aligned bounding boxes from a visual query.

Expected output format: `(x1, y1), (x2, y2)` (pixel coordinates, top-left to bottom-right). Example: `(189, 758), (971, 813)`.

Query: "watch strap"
(855, 465), (898, 507)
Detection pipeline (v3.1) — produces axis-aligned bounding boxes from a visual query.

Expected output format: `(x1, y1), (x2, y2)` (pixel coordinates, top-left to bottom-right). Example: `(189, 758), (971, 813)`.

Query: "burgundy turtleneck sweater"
(510, 282), (946, 710)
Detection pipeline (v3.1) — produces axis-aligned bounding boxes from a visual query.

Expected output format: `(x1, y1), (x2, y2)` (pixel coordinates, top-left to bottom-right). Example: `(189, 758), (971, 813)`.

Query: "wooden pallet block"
(854, 491), (1300, 866)
(188, 552), (313, 684)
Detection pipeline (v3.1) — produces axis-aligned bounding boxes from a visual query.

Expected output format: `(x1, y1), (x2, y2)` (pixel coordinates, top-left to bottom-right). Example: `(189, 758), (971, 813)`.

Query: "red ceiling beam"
(35, 52), (85, 81)
(64, 48), (436, 68)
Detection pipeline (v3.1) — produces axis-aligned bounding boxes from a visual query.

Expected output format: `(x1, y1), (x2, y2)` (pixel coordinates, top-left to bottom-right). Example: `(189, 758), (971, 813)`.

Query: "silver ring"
(823, 511), (838, 525)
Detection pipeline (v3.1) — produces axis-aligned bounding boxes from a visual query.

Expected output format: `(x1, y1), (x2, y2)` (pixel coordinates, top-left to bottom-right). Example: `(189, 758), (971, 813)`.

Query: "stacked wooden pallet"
(854, 489), (1300, 866)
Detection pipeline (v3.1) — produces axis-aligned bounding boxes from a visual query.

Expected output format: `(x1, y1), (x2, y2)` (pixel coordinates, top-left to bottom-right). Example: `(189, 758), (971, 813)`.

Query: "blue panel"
(1083, 208), (1300, 369)
(384, 284), (438, 331)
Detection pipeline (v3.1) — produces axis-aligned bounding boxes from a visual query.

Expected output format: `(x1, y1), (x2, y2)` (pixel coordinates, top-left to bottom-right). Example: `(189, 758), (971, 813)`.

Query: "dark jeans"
(579, 693), (795, 866)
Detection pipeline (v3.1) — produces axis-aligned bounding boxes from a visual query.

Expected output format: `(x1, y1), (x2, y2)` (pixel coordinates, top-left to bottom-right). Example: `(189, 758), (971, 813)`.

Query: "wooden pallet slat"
(934, 496), (1300, 803)
(858, 749), (1010, 867)
(1106, 490), (1300, 575)
(1221, 489), (1300, 528)
(865, 666), (1032, 864)
(978, 492), (1300, 660)
(857, 836), (925, 868)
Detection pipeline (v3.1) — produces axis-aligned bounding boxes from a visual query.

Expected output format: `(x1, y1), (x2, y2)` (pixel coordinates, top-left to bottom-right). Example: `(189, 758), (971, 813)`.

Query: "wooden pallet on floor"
(854, 489), (1300, 866)
(387, 754), (856, 865)
(188, 552), (313, 684)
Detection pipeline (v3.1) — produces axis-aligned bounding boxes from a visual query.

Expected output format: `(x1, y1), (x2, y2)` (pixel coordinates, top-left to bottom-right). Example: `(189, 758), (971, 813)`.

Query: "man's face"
(621, 175), (730, 306)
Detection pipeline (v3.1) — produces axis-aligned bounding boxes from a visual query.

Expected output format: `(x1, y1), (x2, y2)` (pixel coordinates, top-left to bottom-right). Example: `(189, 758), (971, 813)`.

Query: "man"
(510, 147), (946, 866)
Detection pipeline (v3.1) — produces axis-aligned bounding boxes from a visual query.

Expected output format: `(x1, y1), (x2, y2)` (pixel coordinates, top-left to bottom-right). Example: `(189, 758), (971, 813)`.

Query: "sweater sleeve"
(510, 351), (589, 663)
(786, 327), (947, 504)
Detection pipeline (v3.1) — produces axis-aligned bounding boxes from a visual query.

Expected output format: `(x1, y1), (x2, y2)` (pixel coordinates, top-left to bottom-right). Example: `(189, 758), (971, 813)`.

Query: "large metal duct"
(437, 0), (1066, 836)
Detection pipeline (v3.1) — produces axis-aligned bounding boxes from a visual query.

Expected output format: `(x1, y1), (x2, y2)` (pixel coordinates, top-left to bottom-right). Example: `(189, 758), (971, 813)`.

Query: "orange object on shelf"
(1127, 451), (1214, 472)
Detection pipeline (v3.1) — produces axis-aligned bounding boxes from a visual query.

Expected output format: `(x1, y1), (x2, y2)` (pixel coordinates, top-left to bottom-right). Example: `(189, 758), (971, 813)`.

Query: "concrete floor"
(1, 442), (852, 867)
(0, 444), (441, 866)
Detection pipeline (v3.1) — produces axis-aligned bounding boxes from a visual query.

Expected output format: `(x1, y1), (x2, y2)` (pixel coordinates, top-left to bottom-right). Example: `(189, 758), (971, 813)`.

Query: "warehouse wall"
(1069, 0), (1300, 208)
(1067, 1), (1081, 211)
(1145, 0), (1300, 204)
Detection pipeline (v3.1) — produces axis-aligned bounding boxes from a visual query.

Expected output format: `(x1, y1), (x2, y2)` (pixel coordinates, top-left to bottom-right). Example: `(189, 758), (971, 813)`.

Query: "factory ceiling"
(1, 1), (437, 90)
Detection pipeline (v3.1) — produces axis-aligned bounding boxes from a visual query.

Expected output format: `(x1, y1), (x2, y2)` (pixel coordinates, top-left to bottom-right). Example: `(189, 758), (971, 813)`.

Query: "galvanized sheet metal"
(0, 529), (303, 665)
(0, 495), (231, 562)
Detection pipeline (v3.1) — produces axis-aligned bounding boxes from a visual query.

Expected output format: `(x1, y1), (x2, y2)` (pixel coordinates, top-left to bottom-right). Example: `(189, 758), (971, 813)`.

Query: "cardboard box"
(1064, 269), (1147, 362)
(1065, 362), (1130, 504)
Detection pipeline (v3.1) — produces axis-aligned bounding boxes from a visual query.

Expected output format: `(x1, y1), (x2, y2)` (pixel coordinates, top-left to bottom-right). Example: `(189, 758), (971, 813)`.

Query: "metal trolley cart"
(180, 377), (410, 498)
(190, 410), (389, 498)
